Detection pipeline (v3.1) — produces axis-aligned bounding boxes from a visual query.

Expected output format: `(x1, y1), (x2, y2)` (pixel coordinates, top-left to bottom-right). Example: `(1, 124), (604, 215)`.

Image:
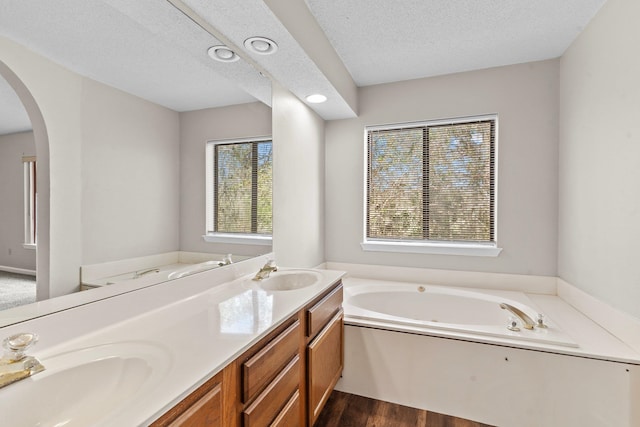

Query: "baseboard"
(557, 278), (640, 354)
(0, 265), (36, 276)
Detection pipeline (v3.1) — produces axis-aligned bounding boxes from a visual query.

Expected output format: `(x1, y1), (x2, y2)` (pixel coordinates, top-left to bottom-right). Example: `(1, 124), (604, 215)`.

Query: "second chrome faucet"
(253, 260), (278, 281)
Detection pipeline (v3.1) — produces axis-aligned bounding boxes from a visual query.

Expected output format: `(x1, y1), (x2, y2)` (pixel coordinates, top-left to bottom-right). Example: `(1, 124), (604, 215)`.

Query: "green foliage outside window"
(215, 140), (272, 235)
(367, 119), (495, 243)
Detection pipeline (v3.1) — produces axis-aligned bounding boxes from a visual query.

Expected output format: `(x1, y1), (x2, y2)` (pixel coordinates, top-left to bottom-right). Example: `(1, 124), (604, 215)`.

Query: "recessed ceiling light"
(244, 37), (278, 55)
(306, 94), (327, 104)
(207, 46), (239, 62)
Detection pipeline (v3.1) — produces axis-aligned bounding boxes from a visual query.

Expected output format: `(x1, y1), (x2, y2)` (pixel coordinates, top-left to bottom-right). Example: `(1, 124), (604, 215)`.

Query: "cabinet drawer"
(168, 383), (222, 427)
(242, 320), (300, 403)
(243, 355), (300, 427)
(271, 389), (300, 427)
(151, 371), (225, 427)
(308, 310), (344, 426)
(306, 283), (343, 338)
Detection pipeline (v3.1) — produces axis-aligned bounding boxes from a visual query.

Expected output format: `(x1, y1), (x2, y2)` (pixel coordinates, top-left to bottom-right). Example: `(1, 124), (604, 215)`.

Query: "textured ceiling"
(305, 0), (607, 86)
(0, 77), (30, 135)
(0, 0), (262, 136)
(0, 0), (608, 135)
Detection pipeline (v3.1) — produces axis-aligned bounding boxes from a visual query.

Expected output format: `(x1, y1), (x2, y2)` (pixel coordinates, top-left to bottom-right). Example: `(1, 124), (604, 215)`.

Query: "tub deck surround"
(80, 251), (250, 287)
(342, 278), (640, 365)
(0, 255), (345, 426)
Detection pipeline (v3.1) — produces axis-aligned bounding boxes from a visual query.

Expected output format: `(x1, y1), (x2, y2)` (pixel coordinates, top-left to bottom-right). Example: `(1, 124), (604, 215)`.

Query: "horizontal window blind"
(212, 139), (272, 235)
(367, 117), (496, 243)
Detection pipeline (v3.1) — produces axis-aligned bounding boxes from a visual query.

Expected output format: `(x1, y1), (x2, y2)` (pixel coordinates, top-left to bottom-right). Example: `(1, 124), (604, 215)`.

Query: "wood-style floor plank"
(314, 391), (493, 427)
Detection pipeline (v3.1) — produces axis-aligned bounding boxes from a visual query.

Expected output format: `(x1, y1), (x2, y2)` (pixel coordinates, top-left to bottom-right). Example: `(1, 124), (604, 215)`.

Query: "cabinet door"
(307, 311), (344, 426)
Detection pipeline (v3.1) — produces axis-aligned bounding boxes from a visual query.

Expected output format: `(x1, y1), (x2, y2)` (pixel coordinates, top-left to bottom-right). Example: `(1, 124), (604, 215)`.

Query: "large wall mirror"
(0, 0), (274, 327)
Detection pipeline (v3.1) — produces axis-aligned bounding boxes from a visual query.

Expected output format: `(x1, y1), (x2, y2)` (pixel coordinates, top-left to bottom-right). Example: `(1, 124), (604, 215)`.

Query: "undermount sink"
(258, 270), (322, 291)
(0, 342), (171, 426)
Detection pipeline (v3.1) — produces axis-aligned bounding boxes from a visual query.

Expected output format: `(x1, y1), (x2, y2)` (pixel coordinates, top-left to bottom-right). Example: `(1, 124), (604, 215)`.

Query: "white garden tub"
(343, 278), (577, 347)
(337, 277), (639, 426)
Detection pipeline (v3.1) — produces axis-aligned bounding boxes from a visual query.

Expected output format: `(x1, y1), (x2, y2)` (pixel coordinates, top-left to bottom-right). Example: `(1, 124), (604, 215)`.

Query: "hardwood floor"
(314, 391), (494, 427)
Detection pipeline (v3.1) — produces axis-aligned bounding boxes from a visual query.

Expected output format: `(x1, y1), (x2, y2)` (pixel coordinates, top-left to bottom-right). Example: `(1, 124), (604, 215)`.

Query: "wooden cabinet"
(152, 280), (343, 427)
(307, 311), (344, 426)
(305, 283), (344, 426)
(238, 316), (303, 427)
(151, 369), (229, 427)
(242, 355), (300, 427)
(242, 320), (301, 403)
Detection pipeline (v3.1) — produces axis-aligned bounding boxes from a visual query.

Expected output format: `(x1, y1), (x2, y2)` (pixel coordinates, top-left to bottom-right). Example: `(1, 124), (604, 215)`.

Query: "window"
(204, 138), (272, 245)
(23, 156), (37, 249)
(364, 115), (500, 256)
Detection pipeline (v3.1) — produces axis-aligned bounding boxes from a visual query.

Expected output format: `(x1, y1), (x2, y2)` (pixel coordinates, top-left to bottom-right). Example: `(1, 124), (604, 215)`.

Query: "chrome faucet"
(218, 254), (233, 267)
(500, 303), (536, 330)
(0, 332), (45, 389)
(253, 260), (278, 281)
(133, 267), (160, 279)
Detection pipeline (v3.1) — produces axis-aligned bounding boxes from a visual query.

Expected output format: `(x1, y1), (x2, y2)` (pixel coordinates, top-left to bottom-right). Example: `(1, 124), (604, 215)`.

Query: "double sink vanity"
(0, 255), (345, 426)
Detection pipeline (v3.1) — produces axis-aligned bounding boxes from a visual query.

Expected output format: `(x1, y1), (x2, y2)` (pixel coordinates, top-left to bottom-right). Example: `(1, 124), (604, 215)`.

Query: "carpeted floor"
(0, 271), (36, 310)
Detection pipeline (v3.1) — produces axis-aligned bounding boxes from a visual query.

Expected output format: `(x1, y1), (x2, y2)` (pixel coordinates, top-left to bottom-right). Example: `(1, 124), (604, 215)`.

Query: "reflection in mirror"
(0, 0), (273, 326)
(0, 75), (36, 311)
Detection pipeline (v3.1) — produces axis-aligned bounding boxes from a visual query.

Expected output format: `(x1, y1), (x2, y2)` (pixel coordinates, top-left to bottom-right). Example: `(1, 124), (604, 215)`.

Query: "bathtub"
(343, 278), (578, 348)
(337, 277), (638, 426)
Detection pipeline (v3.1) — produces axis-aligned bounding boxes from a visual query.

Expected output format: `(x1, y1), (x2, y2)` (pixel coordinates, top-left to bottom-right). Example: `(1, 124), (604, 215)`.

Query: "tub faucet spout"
(500, 303), (535, 330)
(134, 268), (160, 279)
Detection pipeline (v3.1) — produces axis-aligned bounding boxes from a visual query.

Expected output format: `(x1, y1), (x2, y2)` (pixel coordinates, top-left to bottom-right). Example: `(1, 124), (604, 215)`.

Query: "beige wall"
(272, 83), (325, 267)
(81, 79), (180, 264)
(0, 36), (182, 298)
(325, 60), (559, 276)
(179, 102), (272, 257)
(559, 0), (640, 318)
(0, 131), (36, 271)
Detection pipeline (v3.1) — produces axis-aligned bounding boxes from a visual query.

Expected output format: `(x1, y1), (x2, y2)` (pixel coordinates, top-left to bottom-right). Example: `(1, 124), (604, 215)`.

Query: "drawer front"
(243, 355), (300, 427)
(271, 389), (300, 427)
(308, 311), (344, 426)
(242, 320), (300, 403)
(168, 383), (222, 427)
(306, 283), (343, 338)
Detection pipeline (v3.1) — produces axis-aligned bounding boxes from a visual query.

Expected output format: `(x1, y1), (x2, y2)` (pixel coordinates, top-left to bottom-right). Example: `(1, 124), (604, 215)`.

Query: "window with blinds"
(206, 139), (272, 235)
(23, 156), (37, 246)
(366, 116), (496, 245)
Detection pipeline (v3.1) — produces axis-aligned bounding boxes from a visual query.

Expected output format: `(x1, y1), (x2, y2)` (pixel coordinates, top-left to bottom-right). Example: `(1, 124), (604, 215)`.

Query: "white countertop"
(0, 255), (345, 426)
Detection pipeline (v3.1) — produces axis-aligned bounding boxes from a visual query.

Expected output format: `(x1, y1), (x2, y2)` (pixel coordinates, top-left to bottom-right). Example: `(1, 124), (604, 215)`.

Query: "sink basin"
(0, 342), (171, 426)
(259, 270), (322, 291)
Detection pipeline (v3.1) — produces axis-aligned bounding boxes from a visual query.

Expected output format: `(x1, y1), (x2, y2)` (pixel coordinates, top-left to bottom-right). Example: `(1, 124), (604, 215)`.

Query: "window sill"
(22, 243), (36, 250)
(360, 240), (502, 257)
(203, 233), (272, 246)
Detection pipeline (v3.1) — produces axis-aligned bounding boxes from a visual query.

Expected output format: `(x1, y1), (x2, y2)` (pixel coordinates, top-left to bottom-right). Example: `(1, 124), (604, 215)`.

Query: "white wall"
(559, 0), (640, 319)
(81, 79), (180, 264)
(0, 131), (36, 271)
(179, 102), (272, 257)
(325, 60), (559, 276)
(272, 83), (325, 267)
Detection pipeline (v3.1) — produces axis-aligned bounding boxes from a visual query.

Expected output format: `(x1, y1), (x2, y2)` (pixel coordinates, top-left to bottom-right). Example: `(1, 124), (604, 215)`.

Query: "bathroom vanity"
(0, 256), (345, 427)
(151, 280), (343, 426)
